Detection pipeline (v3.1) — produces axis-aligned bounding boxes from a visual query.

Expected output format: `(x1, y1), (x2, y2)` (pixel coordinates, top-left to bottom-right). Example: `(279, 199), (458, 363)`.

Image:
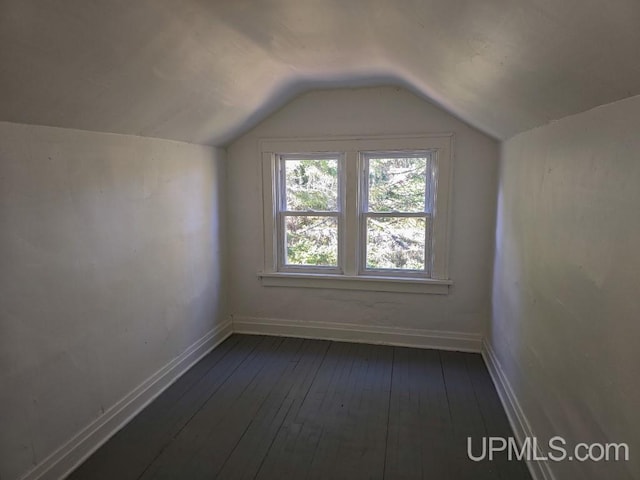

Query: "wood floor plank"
(139, 335), (289, 480)
(415, 348), (457, 479)
(359, 343), (394, 479)
(187, 336), (306, 479)
(465, 354), (532, 480)
(68, 334), (259, 480)
(215, 338), (330, 480)
(385, 346), (453, 480)
(256, 340), (356, 480)
(305, 341), (362, 479)
(68, 335), (531, 480)
(306, 342), (393, 480)
(440, 350), (499, 480)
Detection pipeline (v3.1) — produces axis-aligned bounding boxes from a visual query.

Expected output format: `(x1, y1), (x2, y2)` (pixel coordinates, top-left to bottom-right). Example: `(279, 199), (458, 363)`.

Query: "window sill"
(257, 272), (452, 294)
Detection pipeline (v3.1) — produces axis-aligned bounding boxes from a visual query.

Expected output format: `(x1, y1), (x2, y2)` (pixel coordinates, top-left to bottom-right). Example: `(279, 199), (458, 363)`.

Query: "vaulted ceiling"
(1, 0), (639, 145)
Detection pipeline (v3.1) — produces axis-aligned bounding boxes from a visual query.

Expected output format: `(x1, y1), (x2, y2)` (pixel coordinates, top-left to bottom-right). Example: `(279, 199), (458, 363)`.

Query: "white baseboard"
(482, 339), (555, 480)
(21, 319), (233, 480)
(232, 316), (482, 352)
(21, 318), (552, 480)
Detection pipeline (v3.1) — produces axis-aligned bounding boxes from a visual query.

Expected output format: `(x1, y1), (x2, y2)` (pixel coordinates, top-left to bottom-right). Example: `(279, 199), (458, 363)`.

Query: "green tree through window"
(364, 155), (430, 271)
(283, 157), (339, 267)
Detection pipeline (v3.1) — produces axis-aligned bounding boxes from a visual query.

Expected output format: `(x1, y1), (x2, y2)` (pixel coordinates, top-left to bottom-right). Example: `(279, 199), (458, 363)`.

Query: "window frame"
(259, 134), (454, 294)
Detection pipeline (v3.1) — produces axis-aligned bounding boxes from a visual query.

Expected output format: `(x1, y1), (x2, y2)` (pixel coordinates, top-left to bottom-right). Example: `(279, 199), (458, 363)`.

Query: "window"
(278, 153), (343, 272)
(361, 151), (433, 276)
(260, 135), (453, 294)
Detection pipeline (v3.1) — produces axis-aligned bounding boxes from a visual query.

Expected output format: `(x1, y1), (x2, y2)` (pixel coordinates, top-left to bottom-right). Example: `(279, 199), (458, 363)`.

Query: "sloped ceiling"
(1, 0), (639, 145)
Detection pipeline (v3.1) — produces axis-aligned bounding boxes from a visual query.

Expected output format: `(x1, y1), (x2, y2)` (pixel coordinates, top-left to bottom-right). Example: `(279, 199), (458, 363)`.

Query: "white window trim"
(259, 134), (454, 294)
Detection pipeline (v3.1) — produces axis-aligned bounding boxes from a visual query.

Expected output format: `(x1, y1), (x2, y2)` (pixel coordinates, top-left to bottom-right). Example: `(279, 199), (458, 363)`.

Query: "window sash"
(276, 153), (344, 273)
(358, 151), (434, 276)
(277, 212), (342, 273)
(277, 153), (342, 213)
(359, 213), (432, 277)
(360, 150), (435, 215)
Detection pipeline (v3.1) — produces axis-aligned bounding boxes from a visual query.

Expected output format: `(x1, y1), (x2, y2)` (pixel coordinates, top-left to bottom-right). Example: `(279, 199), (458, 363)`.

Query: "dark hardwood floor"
(68, 334), (531, 480)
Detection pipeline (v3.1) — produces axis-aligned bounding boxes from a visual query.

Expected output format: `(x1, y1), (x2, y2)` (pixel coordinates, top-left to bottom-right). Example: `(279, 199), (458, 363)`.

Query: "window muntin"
(276, 153), (343, 271)
(360, 151), (434, 276)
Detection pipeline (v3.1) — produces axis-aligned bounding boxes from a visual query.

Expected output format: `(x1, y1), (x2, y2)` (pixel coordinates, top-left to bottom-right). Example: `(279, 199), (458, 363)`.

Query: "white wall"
(0, 122), (228, 480)
(227, 87), (499, 336)
(491, 96), (640, 479)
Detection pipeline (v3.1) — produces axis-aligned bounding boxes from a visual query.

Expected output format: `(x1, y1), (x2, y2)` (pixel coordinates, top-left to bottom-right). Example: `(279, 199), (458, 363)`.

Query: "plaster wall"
(491, 95), (640, 479)
(0, 122), (228, 480)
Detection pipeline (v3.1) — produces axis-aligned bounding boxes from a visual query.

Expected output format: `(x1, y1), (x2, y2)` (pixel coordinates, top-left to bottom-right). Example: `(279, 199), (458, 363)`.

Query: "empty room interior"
(1, 1), (639, 479)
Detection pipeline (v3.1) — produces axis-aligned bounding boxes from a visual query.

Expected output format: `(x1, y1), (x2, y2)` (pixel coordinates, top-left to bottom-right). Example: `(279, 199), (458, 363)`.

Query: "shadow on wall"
(208, 72), (459, 147)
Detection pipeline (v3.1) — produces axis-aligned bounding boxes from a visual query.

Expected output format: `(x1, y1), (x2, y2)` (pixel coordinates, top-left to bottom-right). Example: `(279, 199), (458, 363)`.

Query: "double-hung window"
(277, 153), (343, 272)
(260, 135), (453, 294)
(361, 151), (433, 276)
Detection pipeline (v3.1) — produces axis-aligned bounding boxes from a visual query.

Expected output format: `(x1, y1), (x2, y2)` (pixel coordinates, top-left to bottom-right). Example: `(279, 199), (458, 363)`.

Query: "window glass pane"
(285, 158), (338, 211)
(285, 215), (338, 266)
(368, 156), (427, 212)
(366, 217), (426, 270)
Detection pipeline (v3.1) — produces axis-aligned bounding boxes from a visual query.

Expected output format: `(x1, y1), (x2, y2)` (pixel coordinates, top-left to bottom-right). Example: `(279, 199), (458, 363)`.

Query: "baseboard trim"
(21, 319), (233, 480)
(481, 339), (555, 480)
(23, 319), (551, 480)
(232, 316), (482, 352)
